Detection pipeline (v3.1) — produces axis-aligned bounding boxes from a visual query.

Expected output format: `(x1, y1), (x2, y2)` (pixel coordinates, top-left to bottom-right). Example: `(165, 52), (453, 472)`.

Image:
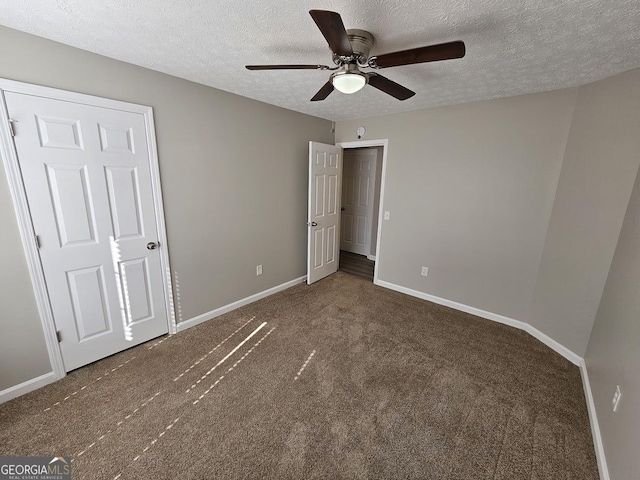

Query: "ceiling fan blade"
(371, 41), (465, 68)
(367, 74), (415, 100)
(309, 10), (353, 57)
(311, 82), (334, 102)
(246, 64), (331, 70)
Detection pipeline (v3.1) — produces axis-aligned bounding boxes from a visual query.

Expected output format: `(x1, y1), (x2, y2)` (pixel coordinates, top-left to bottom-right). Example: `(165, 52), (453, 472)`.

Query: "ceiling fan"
(246, 10), (465, 102)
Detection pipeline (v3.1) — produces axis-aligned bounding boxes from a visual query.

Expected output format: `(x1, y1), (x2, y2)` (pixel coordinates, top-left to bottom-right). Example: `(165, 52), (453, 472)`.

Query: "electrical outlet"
(256, 265), (263, 276)
(421, 266), (429, 277)
(384, 211), (390, 220)
(612, 385), (622, 412)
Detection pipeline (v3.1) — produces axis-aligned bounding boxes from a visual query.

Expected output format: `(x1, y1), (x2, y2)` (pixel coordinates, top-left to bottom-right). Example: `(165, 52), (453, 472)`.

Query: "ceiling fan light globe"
(332, 72), (367, 94)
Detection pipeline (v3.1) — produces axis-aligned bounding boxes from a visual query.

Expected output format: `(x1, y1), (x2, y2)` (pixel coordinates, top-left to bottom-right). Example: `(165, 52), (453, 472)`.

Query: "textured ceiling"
(1, 0), (639, 121)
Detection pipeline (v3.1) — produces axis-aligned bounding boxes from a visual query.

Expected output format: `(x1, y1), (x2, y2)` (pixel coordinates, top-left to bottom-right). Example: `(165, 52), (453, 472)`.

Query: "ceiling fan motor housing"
(333, 29), (375, 66)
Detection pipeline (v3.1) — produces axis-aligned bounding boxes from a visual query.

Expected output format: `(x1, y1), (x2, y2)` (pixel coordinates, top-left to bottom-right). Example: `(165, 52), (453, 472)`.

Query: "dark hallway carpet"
(0, 272), (598, 479)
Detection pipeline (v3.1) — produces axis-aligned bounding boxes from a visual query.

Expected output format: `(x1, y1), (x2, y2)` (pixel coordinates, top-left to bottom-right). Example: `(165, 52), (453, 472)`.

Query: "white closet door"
(6, 92), (168, 371)
(341, 149), (377, 256)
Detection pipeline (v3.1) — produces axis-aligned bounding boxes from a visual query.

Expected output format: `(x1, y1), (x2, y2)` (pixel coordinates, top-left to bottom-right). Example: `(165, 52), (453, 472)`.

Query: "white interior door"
(5, 91), (168, 371)
(341, 149), (377, 256)
(307, 141), (342, 284)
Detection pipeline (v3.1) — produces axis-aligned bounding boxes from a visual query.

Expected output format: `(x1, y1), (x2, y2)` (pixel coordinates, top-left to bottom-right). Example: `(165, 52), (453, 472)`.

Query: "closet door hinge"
(56, 331), (62, 343)
(35, 235), (41, 249)
(8, 119), (15, 137)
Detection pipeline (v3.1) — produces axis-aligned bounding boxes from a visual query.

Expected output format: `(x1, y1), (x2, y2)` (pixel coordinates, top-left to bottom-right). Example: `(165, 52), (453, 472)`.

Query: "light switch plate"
(612, 385), (622, 412)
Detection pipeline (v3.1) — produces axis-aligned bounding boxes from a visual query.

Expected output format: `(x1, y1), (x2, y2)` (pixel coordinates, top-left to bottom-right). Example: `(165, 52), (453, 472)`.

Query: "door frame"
(336, 139), (388, 284)
(0, 78), (177, 381)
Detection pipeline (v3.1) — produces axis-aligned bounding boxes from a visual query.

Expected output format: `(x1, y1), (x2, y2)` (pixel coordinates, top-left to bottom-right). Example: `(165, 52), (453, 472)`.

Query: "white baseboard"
(580, 360), (610, 480)
(0, 371), (57, 404)
(521, 321), (582, 365)
(177, 275), (307, 333)
(367, 255), (377, 261)
(374, 279), (581, 365)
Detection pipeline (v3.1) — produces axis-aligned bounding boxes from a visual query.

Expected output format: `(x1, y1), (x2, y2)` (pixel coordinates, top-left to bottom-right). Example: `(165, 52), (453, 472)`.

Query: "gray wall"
(529, 68), (640, 356)
(336, 90), (577, 322)
(0, 166), (52, 388)
(0, 26), (332, 391)
(585, 165), (640, 480)
(581, 71), (640, 480)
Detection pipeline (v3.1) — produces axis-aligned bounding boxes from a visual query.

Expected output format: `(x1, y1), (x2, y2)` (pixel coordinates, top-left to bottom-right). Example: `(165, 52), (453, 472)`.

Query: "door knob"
(146, 241), (160, 250)
(307, 222), (318, 227)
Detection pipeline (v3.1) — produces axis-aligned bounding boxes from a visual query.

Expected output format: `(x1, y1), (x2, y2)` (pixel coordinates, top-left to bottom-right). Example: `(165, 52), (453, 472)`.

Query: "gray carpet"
(0, 272), (598, 479)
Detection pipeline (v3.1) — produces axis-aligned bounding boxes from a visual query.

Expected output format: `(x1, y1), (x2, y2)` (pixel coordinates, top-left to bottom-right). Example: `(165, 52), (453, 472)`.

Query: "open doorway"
(338, 144), (385, 282)
(306, 139), (388, 286)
